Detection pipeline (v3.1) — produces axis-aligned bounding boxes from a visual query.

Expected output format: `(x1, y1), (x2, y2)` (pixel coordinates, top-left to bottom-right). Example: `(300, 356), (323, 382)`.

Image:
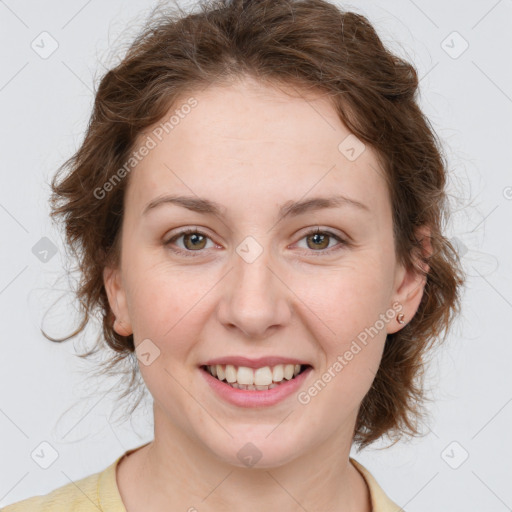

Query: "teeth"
(216, 365), (225, 381)
(236, 383), (279, 391)
(225, 364), (237, 383)
(283, 364), (294, 380)
(205, 363), (306, 387)
(237, 366), (254, 385)
(272, 364), (284, 381)
(254, 367), (273, 386)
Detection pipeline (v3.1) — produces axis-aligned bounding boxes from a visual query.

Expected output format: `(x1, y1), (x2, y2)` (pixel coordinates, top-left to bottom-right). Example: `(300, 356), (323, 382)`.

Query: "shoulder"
(2, 443), (150, 512)
(1, 470), (101, 512)
(349, 457), (405, 512)
(1, 452), (126, 512)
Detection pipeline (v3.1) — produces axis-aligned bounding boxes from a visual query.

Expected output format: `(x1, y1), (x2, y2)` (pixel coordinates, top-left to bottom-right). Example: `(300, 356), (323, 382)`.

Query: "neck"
(117, 403), (371, 512)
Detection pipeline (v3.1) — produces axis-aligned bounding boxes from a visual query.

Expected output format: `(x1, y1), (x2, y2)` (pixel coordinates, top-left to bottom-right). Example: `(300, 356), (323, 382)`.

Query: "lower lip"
(199, 366), (313, 408)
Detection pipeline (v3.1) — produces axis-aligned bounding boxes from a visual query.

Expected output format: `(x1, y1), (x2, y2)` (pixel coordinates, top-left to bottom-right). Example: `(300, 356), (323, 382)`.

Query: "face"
(104, 76), (427, 468)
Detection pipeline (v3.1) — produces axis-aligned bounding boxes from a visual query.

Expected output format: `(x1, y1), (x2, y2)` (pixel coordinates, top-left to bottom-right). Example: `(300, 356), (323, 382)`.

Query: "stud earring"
(396, 313), (405, 325)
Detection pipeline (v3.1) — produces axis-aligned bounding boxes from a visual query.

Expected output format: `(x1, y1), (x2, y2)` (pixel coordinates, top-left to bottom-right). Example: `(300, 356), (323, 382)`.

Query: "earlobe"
(103, 266), (133, 337)
(113, 318), (132, 337)
(387, 225), (432, 334)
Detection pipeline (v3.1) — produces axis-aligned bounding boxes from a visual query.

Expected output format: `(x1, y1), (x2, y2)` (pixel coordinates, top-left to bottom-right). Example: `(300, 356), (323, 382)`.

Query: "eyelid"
(291, 227), (348, 254)
(164, 227), (218, 256)
(164, 226), (348, 257)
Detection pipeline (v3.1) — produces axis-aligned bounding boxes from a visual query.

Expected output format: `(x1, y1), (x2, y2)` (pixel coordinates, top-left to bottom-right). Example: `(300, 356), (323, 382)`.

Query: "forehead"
(127, 77), (389, 219)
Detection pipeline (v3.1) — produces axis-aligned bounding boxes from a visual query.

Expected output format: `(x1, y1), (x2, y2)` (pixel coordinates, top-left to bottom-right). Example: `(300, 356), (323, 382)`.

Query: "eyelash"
(164, 227), (347, 258)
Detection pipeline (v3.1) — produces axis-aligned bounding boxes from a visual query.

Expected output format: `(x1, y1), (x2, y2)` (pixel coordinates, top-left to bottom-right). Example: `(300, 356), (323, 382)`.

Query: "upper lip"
(201, 356), (312, 369)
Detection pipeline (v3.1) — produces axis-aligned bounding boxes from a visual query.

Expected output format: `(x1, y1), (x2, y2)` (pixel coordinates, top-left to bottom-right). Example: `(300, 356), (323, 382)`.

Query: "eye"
(164, 228), (217, 256)
(164, 226), (348, 258)
(295, 227), (347, 254)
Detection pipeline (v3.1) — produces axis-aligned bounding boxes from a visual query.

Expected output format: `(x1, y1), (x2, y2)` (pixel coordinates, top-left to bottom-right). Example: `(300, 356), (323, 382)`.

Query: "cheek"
(292, 258), (392, 394)
(124, 256), (217, 347)
(125, 264), (214, 398)
(293, 257), (393, 341)
(298, 275), (387, 418)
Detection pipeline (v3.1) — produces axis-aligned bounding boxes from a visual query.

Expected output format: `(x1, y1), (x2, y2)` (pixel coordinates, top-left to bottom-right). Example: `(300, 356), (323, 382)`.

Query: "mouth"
(200, 363), (312, 391)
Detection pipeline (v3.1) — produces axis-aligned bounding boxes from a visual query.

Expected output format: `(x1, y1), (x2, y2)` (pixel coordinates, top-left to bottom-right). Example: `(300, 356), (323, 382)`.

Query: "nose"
(216, 244), (291, 339)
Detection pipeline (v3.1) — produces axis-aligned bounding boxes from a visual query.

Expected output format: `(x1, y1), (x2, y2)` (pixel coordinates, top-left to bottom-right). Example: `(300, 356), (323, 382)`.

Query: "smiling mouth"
(200, 363), (312, 391)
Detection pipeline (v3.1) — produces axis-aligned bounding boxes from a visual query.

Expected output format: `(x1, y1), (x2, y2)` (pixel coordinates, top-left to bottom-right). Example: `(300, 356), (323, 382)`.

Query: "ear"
(387, 225), (432, 334)
(103, 265), (133, 337)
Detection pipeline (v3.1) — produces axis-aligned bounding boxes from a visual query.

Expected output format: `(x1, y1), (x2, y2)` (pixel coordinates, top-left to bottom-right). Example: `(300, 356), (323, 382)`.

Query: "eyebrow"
(142, 193), (370, 219)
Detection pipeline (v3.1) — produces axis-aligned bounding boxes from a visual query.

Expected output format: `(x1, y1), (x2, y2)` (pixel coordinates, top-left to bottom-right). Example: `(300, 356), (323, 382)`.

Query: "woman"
(3, 0), (464, 510)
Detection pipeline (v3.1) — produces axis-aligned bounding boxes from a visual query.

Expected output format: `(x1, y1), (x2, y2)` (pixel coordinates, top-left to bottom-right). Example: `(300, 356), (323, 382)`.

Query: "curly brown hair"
(46, 0), (465, 449)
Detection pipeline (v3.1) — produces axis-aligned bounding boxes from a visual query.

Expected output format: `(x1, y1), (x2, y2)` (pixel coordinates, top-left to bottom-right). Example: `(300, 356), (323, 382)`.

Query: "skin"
(104, 75), (430, 512)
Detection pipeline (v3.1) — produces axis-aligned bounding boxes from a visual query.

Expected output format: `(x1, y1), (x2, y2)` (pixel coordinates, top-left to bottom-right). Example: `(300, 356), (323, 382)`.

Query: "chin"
(201, 428), (307, 469)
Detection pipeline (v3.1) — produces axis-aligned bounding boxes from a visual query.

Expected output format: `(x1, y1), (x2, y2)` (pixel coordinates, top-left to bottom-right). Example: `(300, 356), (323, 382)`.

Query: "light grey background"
(1, 0), (511, 510)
